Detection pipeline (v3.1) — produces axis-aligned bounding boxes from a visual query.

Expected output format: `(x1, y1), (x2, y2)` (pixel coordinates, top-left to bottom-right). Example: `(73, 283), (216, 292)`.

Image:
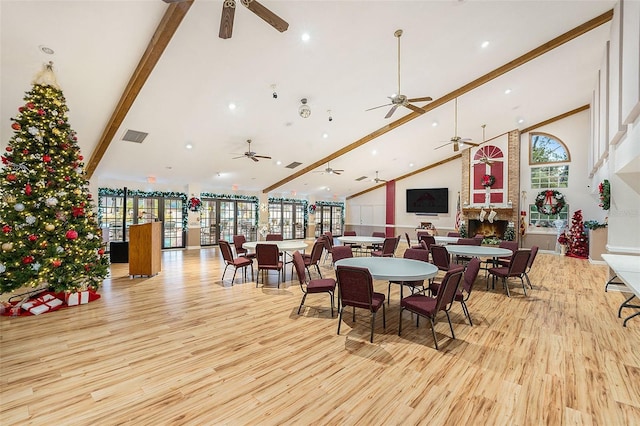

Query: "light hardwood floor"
(1, 242), (639, 425)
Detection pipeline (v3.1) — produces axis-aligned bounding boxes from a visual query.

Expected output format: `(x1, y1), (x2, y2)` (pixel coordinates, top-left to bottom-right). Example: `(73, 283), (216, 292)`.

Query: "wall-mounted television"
(406, 188), (449, 214)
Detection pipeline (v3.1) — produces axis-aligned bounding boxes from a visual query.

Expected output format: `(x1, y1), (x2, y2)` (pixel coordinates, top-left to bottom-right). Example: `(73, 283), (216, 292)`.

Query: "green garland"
(584, 220), (607, 230)
(98, 188), (188, 228)
(598, 179), (610, 210)
(268, 197), (309, 229)
(201, 193), (259, 225)
(316, 201), (345, 227)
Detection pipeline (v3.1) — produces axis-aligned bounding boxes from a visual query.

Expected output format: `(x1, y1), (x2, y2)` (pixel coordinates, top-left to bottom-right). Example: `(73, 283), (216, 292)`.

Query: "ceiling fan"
(313, 162), (344, 175)
(366, 29), (432, 119)
(232, 139), (271, 162)
(218, 0), (289, 39)
(373, 171), (388, 183)
(434, 98), (480, 152)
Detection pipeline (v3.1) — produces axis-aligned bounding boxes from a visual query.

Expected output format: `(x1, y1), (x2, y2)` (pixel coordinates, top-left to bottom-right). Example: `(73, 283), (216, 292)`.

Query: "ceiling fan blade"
(405, 104), (426, 114)
(334, 171), (342, 175)
(244, 0), (289, 33)
(219, 0), (236, 39)
(365, 103), (392, 112)
(253, 155), (272, 159)
(232, 155), (246, 159)
(250, 156), (259, 162)
(385, 104), (400, 119)
(466, 141), (481, 147)
(333, 169), (344, 173)
(407, 96), (433, 103)
(453, 142), (460, 152)
(434, 141), (452, 150)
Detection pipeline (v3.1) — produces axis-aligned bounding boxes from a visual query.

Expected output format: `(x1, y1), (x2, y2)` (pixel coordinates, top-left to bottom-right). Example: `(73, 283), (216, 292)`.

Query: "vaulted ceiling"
(0, 1), (615, 200)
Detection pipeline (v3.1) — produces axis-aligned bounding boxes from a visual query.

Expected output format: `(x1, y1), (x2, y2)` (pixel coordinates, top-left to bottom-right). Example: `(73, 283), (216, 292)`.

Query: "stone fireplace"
(468, 219), (509, 239)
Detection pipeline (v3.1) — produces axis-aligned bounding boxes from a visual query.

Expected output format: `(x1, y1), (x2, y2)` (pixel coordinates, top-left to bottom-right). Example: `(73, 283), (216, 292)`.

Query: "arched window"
(529, 132), (570, 164)
(529, 132), (570, 189)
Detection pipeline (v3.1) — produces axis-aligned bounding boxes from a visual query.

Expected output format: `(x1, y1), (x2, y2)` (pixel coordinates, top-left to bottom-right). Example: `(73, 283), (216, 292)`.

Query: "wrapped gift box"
(21, 294), (64, 315)
(65, 291), (90, 306)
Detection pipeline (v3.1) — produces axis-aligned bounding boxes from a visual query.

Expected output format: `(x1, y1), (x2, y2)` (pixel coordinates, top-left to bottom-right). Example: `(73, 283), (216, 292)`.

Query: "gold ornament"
(4, 195), (16, 204)
(45, 224), (55, 231)
(74, 189), (82, 195)
(2, 242), (13, 251)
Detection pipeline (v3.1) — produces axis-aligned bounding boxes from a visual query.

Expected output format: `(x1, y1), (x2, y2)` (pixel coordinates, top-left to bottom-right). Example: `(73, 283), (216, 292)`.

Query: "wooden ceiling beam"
(85, 1), (194, 179)
(520, 104), (590, 134)
(262, 9), (613, 194)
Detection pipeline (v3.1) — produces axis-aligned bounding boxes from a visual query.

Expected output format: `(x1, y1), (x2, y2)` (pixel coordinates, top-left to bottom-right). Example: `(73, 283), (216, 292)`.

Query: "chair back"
(419, 235), (436, 249)
(405, 232), (411, 247)
(309, 239), (325, 264)
(336, 265), (375, 310)
(416, 231), (431, 240)
(344, 230), (356, 236)
(266, 234), (283, 241)
(508, 250), (531, 276)
(331, 246), (353, 263)
(457, 238), (481, 246)
(403, 248), (429, 262)
(462, 257), (481, 294)
(232, 234), (248, 255)
(323, 231), (333, 243)
(322, 234), (334, 251)
(527, 246), (539, 270)
(430, 245), (450, 270)
(372, 231), (386, 238)
(447, 232), (461, 237)
(292, 251), (307, 286)
(219, 240), (235, 264)
(435, 268), (464, 312)
(499, 240), (518, 253)
(474, 234), (484, 239)
(381, 237), (397, 256)
(256, 243), (280, 267)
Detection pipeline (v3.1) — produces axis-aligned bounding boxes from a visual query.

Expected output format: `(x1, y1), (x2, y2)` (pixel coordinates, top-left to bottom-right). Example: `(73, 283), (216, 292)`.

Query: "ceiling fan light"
(299, 98), (311, 118)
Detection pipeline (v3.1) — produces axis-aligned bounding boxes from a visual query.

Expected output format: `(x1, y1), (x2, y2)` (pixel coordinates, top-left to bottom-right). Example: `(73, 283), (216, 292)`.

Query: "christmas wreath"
(535, 189), (565, 215)
(308, 204), (317, 214)
(187, 196), (202, 212)
(598, 179), (610, 210)
(481, 174), (495, 188)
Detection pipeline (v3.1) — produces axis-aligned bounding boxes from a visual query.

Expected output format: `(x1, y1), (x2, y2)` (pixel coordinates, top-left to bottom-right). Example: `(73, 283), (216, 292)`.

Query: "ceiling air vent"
(286, 162), (302, 169)
(355, 176), (368, 181)
(122, 129), (148, 144)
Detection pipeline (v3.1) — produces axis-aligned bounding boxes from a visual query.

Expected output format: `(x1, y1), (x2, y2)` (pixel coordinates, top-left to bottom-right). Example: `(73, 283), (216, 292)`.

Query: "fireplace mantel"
(462, 207), (513, 214)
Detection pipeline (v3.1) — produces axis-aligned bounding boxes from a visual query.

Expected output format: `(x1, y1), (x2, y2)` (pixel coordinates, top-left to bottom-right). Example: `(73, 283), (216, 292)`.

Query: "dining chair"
(430, 258), (481, 326)
(447, 232), (461, 237)
(488, 249), (531, 297)
(416, 234), (436, 250)
(336, 265), (386, 343)
(398, 268), (464, 350)
(292, 251), (337, 317)
(523, 245), (539, 289)
(256, 243), (284, 288)
(481, 240), (519, 273)
(453, 237), (481, 264)
(219, 240), (254, 285)
(302, 238), (325, 279)
(322, 234), (334, 264)
(371, 237), (396, 257)
(367, 231), (386, 251)
(265, 233), (283, 241)
(387, 248), (430, 305)
(232, 234), (255, 259)
(343, 230), (362, 253)
(331, 245), (353, 263)
(430, 245), (452, 273)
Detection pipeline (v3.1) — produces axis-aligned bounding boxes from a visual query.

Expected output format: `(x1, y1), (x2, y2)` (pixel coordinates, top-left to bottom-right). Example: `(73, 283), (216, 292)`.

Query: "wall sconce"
(299, 98), (311, 118)
(260, 203), (267, 212)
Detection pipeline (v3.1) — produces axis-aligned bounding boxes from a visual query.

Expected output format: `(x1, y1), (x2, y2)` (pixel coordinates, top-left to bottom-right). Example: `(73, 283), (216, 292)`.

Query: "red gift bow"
(544, 190), (554, 205)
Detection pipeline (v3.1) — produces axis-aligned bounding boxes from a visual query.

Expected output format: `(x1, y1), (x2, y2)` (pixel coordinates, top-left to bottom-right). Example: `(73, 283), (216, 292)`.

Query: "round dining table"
(242, 240), (308, 281)
(444, 245), (512, 259)
(433, 236), (460, 245)
(336, 236), (385, 245)
(334, 257), (438, 281)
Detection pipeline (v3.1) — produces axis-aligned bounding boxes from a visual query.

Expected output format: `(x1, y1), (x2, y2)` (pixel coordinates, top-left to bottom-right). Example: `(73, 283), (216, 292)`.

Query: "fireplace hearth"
(468, 219), (509, 239)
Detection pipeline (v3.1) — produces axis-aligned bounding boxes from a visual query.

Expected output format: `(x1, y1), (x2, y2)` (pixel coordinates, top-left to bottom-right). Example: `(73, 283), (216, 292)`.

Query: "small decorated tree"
(566, 209), (588, 259)
(0, 63), (109, 294)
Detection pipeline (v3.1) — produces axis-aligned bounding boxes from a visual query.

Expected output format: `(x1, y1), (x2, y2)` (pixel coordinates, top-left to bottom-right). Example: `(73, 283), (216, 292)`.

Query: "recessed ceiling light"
(504, 89), (512, 95)
(409, 163), (414, 167)
(39, 45), (54, 55)
(518, 118), (525, 124)
(431, 121), (438, 127)
(228, 102), (236, 110)
(372, 150), (377, 155)
(326, 187), (330, 191)
(481, 41), (490, 48)
(276, 160), (282, 165)
(322, 133), (329, 139)
(185, 143), (193, 149)
(301, 32), (310, 42)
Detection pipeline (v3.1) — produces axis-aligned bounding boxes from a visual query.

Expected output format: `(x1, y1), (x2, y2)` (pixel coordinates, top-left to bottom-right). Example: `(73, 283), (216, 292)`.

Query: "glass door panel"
(200, 200), (217, 246)
(163, 198), (184, 248)
(219, 201), (235, 243)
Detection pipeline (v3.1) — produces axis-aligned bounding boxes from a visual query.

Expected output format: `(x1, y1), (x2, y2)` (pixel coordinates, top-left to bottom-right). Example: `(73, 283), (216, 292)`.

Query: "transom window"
(530, 132), (570, 164)
(530, 165), (569, 189)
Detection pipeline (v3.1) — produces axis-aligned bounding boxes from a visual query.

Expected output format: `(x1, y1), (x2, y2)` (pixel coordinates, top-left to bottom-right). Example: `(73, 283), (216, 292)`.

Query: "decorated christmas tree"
(0, 63), (109, 294)
(566, 209), (588, 259)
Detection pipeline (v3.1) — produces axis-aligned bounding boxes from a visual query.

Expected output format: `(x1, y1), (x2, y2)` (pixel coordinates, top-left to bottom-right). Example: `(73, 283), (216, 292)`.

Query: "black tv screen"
(406, 188), (449, 213)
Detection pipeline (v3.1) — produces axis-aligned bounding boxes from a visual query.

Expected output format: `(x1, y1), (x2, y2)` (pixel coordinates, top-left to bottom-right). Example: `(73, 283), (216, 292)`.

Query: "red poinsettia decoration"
(481, 174), (496, 188)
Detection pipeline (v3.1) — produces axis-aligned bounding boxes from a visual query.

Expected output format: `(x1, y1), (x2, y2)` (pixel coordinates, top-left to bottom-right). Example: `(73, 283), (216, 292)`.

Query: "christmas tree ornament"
(28, 126), (39, 135)
(31, 262), (41, 271)
(22, 256), (34, 264)
(25, 183), (32, 195)
(7, 174), (16, 182)
(0, 263), (5, 274)
(28, 234), (38, 242)
(65, 229), (78, 240)
(2, 225), (11, 233)
(45, 223), (55, 231)
(14, 203), (25, 211)
(26, 215), (36, 225)
(2, 242), (13, 251)
(52, 259), (62, 268)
